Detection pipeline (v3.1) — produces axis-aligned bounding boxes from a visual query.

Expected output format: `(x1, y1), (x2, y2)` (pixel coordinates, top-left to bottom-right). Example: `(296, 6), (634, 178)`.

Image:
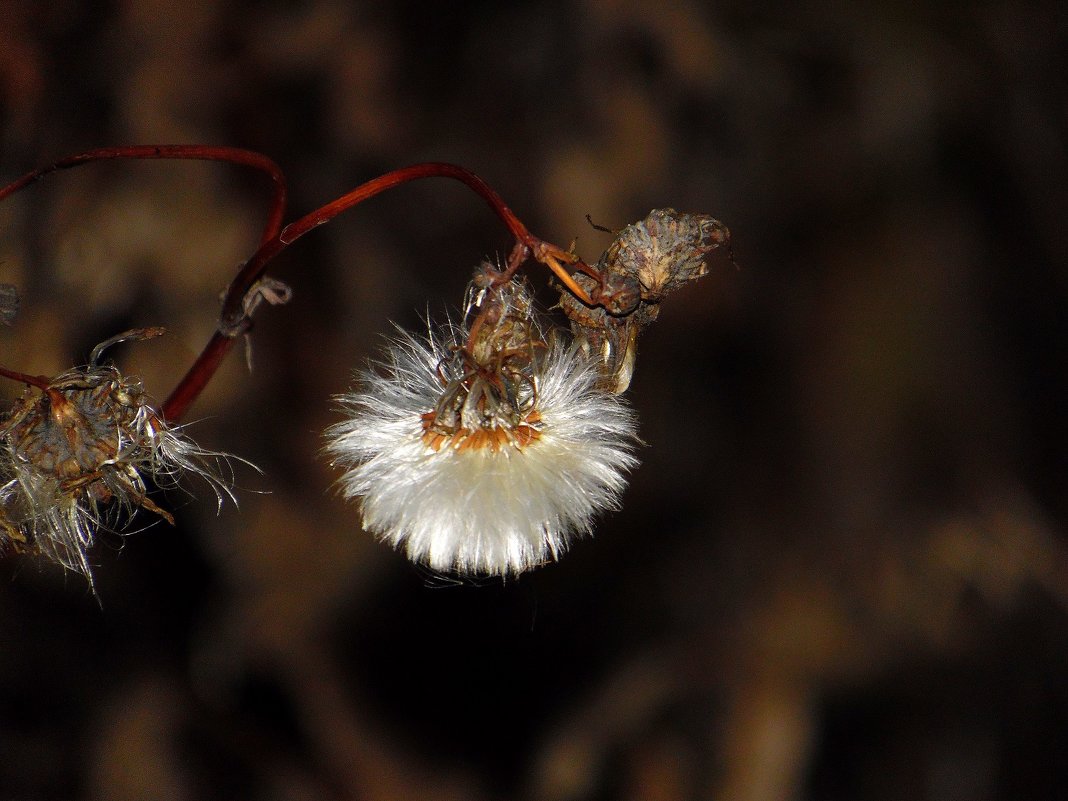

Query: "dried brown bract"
(0, 329), (239, 586)
(419, 267), (546, 453)
(559, 209), (731, 393)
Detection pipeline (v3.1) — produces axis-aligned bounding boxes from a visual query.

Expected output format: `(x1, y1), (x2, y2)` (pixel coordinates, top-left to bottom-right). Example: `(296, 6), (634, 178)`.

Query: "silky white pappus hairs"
(324, 292), (641, 576)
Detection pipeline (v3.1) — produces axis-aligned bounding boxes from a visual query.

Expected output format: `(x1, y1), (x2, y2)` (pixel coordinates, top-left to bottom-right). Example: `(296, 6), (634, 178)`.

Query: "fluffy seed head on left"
(0, 330), (240, 588)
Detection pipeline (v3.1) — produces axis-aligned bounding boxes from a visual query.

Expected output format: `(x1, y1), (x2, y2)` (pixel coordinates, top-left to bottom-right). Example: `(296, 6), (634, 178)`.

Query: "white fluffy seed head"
(325, 323), (640, 576)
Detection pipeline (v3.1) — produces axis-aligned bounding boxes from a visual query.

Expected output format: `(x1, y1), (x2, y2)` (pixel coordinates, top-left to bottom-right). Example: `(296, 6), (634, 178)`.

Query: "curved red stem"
(164, 163), (560, 422)
(0, 145), (288, 421)
(219, 162), (533, 325)
(161, 331), (230, 421)
(0, 145), (287, 245)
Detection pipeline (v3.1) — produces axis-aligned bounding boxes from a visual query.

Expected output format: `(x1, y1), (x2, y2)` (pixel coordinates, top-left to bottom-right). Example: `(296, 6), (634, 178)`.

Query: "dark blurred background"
(2, 1), (1067, 799)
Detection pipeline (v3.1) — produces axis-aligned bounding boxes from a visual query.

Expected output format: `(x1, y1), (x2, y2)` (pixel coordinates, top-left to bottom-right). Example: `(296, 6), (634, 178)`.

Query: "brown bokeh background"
(2, 2), (1067, 799)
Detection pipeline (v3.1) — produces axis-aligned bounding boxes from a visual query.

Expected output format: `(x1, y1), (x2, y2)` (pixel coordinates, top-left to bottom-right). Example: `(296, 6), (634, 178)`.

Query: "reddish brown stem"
(0, 366), (50, 390)
(161, 331), (230, 421)
(219, 163), (534, 326)
(0, 145), (287, 421)
(164, 162), (590, 422)
(0, 145), (287, 246)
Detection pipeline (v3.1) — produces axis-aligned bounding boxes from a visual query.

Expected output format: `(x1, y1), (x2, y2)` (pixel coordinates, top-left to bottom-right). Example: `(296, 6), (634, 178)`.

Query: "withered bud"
(557, 209), (731, 394)
(601, 208), (730, 302)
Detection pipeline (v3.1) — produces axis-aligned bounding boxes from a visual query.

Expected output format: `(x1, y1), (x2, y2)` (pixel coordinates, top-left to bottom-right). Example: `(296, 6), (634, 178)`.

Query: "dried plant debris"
(560, 209), (731, 393)
(0, 283), (18, 326)
(0, 328), (239, 587)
